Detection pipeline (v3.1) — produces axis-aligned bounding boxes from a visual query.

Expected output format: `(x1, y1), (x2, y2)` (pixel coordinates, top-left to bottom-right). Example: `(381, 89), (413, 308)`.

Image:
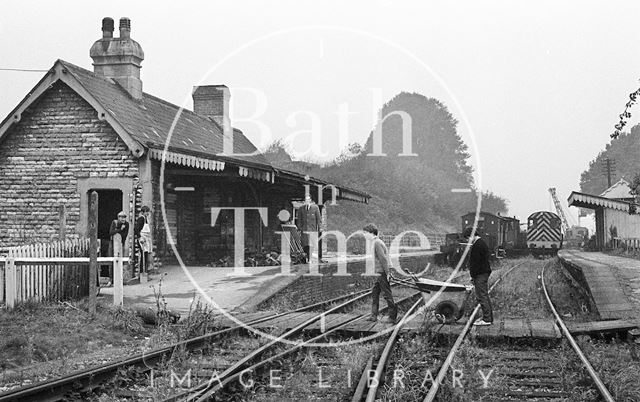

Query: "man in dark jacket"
(463, 227), (493, 325)
(109, 211), (129, 256)
(297, 195), (322, 263)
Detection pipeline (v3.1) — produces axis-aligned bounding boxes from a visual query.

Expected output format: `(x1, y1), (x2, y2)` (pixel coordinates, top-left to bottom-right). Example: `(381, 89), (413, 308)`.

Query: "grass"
(246, 342), (380, 401)
(0, 284), (219, 396)
(487, 257), (551, 319)
(606, 247), (640, 261)
(465, 257), (598, 321)
(570, 337), (640, 402)
(0, 300), (147, 372)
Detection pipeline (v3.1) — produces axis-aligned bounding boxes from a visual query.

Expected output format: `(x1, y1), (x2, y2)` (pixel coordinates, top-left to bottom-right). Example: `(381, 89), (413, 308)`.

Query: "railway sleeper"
(500, 379), (565, 388)
(477, 388), (570, 399)
(497, 369), (563, 378)
(113, 389), (145, 398)
(474, 360), (556, 369)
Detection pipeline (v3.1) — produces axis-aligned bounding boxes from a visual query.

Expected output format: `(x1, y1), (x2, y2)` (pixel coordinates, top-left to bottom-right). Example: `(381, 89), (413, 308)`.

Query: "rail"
(422, 260), (526, 402)
(0, 287), (372, 402)
(418, 260), (613, 402)
(363, 298), (423, 402)
(540, 263), (615, 402)
(180, 291), (422, 402)
(178, 291), (375, 401)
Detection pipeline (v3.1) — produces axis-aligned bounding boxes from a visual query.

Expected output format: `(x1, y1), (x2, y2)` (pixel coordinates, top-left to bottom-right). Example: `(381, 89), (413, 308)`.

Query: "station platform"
(558, 250), (640, 320)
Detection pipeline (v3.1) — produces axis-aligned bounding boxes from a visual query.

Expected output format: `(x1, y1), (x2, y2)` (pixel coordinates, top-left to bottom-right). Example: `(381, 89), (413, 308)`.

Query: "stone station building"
(0, 17), (368, 276)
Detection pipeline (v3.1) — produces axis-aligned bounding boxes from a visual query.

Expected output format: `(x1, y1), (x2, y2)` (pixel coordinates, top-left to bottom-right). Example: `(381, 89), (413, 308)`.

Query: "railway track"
(160, 291), (422, 401)
(0, 288), (376, 402)
(353, 260), (616, 402)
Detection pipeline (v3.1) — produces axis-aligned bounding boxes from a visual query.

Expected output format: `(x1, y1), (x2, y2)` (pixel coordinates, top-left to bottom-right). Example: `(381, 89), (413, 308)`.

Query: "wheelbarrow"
(390, 274), (473, 323)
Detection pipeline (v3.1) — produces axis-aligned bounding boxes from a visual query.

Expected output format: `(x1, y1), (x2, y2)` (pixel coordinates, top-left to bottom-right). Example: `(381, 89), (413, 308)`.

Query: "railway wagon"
(564, 226), (589, 249)
(461, 212), (521, 257)
(527, 211), (563, 256)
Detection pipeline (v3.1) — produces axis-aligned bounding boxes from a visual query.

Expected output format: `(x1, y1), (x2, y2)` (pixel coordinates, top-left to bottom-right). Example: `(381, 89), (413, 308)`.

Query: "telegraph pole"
(601, 158), (616, 188)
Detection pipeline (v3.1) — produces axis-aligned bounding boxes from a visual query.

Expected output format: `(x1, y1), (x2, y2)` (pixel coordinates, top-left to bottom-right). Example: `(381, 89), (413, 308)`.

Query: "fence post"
(113, 233), (123, 306)
(5, 258), (16, 308)
(89, 191), (98, 314)
(113, 257), (123, 307)
(0, 260), (4, 304)
(59, 204), (67, 241)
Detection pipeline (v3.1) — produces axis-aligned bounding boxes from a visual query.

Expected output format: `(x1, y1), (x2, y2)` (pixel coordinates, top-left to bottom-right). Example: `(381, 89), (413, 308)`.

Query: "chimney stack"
(192, 85), (232, 153)
(90, 17), (144, 99)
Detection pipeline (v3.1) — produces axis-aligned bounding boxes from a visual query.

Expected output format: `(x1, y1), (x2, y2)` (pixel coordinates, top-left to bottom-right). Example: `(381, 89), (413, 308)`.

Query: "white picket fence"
(611, 237), (640, 253)
(379, 233), (444, 250)
(0, 238), (128, 308)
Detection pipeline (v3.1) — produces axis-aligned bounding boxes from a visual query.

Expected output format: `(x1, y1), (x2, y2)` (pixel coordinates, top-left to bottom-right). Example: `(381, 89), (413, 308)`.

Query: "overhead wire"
(0, 68), (49, 72)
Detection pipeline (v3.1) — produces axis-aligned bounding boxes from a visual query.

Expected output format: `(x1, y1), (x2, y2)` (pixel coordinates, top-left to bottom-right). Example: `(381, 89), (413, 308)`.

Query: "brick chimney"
(192, 85), (232, 153)
(90, 17), (144, 99)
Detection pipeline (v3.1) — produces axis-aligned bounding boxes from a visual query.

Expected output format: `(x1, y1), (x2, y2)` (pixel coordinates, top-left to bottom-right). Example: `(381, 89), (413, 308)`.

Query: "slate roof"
(600, 178), (634, 200)
(59, 60), (269, 166)
(0, 59), (369, 202)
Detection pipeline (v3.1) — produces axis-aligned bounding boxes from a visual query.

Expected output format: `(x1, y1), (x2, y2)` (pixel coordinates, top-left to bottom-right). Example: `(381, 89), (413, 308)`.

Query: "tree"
(312, 92), (508, 234)
(580, 124), (640, 195)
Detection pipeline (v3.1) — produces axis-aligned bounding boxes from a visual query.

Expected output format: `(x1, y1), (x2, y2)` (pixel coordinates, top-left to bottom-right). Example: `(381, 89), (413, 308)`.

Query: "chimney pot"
(90, 17), (144, 99)
(102, 17), (114, 39)
(119, 17), (131, 38)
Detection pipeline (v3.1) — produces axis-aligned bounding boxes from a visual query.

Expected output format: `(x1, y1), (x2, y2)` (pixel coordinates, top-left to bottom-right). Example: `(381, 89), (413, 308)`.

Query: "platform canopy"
(567, 191), (633, 212)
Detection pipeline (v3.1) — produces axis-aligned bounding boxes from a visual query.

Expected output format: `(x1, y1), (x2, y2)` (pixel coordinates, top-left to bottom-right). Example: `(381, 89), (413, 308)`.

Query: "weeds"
(108, 306), (144, 334)
(573, 337), (640, 402)
(0, 300), (145, 373)
(177, 297), (217, 340)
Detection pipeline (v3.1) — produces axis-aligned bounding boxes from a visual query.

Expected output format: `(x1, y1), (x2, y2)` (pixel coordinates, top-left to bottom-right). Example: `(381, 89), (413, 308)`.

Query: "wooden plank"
(305, 313), (360, 331)
(5, 258), (16, 308)
(0, 261), (4, 304)
(348, 319), (380, 333)
(215, 311), (276, 327)
(435, 324), (463, 336)
(502, 319), (529, 338)
(529, 319), (561, 339)
(473, 317), (503, 338)
(326, 313), (363, 330)
(254, 311), (309, 327)
(58, 204), (67, 241)
(567, 319), (640, 334)
(258, 312), (318, 328)
(113, 257), (123, 306)
(16, 261), (22, 303)
(0, 257), (130, 263)
(89, 191), (98, 314)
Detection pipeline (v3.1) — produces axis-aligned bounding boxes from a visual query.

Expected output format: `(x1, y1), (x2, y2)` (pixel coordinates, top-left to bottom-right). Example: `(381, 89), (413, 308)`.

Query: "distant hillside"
(580, 124), (640, 195)
(265, 92), (509, 235)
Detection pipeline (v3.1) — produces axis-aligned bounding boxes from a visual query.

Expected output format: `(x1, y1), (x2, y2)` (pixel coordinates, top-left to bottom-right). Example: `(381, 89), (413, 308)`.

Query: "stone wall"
(259, 254), (432, 309)
(0, 81), (139, 247)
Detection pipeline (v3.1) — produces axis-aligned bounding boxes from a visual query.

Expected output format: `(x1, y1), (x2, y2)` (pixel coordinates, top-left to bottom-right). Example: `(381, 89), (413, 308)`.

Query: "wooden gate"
(1, 238), (92, 304)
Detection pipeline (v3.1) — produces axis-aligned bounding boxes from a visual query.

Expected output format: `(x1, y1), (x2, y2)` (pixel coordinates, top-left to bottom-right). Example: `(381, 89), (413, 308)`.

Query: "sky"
(2, 0), (640, 228)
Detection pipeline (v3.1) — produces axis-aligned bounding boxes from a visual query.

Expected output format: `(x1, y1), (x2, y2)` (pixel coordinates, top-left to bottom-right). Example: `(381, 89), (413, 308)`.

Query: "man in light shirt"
(364, 223), (398, 323)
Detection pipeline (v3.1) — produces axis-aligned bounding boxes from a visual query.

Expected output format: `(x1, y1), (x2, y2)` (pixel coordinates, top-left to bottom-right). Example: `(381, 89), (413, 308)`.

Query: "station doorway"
(90, 189), (123, 277)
